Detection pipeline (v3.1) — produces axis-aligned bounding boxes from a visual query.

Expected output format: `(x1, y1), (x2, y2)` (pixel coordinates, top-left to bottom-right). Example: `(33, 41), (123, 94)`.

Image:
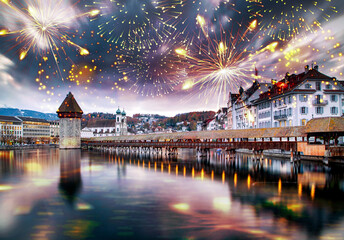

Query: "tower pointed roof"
(57, 92), (83, 118)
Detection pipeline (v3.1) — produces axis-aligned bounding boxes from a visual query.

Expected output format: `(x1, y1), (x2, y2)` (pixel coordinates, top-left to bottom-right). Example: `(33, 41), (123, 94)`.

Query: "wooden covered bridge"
(83, 117), (344, 161)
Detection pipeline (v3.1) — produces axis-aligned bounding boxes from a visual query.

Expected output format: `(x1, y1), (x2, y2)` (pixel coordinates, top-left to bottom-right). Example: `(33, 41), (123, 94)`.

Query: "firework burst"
(0, 0), (99, 77)
(87, 0), (181, 50)
(246, 0), (337, 41)
(176, 17), (278, 106)
(116, 33), (187, 97)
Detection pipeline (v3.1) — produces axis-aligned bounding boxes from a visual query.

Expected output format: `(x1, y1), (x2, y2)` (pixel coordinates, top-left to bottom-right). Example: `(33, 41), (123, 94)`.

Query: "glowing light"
(172, 203), (189, 211)
(278, 179), (282, 195)
(234, 173), (237, 187)
(0, 185), (13, 191)
(88, 9), (100, 17)
(175, 48), (187, 56)
(213, 197), (231, 212)
(79, 48), (89, 56)
(247, 175), (251, 189)
(0, 29), (8, 35)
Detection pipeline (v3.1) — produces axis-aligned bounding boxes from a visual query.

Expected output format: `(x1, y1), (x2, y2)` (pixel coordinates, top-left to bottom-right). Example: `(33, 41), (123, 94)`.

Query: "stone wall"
(59, 118), (81, 149)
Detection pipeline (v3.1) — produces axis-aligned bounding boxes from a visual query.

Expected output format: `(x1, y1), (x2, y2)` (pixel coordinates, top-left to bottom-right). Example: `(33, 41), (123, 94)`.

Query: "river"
(0, 148), (343, 239)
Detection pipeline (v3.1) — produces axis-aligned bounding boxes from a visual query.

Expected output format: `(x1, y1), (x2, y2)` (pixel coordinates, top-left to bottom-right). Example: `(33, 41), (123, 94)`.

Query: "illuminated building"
(57, 92), (83, 149)
(256, 65), (344, 128)
(0, 115), (22, 145)
(16, 116), (50, 143)
(84, 108), (127, 137)
(229, 81), (272, 129)
(228, 66), (344, 129)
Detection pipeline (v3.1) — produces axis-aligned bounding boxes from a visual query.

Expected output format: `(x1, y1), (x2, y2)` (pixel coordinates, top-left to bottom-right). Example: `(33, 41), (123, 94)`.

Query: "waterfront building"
(226, 93), (239, 129)
(84, 108), (127, 137)
(255, 65), (344, 128)
(16, 116), (50, 143)
(57, 92), (83, 149)
(81, 127), (94, 138)
(0, 115), (22, 145)
(229, 81), (272, 129)
(227, 65), (343, 129)
(49, 120), (59, 140)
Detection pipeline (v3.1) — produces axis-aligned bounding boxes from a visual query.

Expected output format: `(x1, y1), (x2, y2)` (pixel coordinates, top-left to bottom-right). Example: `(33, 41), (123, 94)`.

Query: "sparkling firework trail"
(0, 0), (99, 78)
(246, 0), (337, 41)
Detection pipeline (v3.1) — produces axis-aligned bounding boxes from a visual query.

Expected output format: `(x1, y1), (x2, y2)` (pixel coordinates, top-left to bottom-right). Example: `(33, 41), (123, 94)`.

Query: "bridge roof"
(305, 117), (344, 134)
(88, 126), (306, 141)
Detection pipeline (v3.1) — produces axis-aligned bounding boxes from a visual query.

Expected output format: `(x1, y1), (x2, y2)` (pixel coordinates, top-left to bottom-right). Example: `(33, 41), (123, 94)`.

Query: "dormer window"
(325, 84), (332, 90)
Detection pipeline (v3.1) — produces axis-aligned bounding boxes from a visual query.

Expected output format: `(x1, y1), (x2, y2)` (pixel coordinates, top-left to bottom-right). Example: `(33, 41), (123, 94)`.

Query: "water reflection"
(59, 150), (82, 205)
(0, 149), (343, 239)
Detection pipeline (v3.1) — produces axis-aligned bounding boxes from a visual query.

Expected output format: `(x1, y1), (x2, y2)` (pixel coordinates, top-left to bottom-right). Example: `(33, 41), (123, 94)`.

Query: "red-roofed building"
(255, 65), (344, 128)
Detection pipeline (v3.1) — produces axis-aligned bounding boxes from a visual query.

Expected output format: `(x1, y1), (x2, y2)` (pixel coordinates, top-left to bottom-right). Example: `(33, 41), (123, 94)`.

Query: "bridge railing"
(87, 141), (298, 151)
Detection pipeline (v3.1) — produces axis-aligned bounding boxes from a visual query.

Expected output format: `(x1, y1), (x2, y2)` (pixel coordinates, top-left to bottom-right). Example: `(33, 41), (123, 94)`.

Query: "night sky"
(0, 0), (343, 116)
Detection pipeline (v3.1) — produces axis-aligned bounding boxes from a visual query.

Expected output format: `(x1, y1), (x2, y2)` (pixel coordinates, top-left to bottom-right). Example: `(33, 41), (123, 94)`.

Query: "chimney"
(314, 65), (319, 71)
(305, 65), (309, 73)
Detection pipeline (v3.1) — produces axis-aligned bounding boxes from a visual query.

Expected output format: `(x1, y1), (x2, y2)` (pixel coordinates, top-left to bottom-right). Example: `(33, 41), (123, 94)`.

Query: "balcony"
(274, 114), (288, 120)
(312, 100), (328, 106)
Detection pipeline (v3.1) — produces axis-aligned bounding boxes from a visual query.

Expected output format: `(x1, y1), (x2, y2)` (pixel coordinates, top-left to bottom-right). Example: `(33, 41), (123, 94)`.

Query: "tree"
(189, 121), (197, 131)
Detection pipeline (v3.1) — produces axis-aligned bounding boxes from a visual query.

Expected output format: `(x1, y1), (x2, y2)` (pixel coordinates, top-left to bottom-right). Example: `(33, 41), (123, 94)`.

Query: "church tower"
(57, 92), (83, 149)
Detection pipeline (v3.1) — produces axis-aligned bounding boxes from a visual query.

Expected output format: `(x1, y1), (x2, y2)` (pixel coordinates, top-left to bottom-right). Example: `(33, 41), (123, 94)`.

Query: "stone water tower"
(57, 92), (83, 149)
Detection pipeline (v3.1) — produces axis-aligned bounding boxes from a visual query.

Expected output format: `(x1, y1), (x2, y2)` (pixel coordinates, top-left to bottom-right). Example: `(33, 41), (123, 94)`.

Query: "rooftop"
(0, 115), (22, 123)
(57, 92), (83, 114)
(258, 67), (333, 101)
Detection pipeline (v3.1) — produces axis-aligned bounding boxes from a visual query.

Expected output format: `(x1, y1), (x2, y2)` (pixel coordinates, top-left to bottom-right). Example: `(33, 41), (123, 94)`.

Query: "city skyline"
(0, 0), (343, 117)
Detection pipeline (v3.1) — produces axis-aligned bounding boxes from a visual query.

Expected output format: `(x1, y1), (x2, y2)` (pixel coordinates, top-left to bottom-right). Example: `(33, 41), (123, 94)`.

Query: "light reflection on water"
(0, 149), (343, 239)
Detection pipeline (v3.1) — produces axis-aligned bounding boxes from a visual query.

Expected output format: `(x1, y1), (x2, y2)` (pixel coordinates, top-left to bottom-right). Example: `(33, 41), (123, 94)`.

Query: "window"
(288, 108), (292, 116)
(305, 83), (311, 89)
(331, 107), (338, 115)
(274, 122), (278, 127)
(331, 95), (338, 102)
(315, 95), (323, 104)
(316, 82), (321, 90)
(300, 107), (308, 114)
(301, 119), (307, 126)
(299, 95), (308, 102)
(288, 96), (291, 103)
(316, 107), (324, 114)
(117, 117), (119, 122)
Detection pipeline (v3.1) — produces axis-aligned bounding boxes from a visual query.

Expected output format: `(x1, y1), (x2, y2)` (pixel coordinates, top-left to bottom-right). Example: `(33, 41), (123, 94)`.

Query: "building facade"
(82, 108), (127, 138)
(227, 65), (344, 129)
(0, 115), (22, 145)
(255, 66), (344, 128)
(229, 81), (272, 129)
(16, 117), (50, 143)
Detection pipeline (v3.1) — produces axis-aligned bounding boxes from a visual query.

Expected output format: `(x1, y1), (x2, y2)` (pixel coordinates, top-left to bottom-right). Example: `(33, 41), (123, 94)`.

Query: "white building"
(81, 127), (94, 138)
(230, 81), (272, 129)
(255, 65), (344, 128)
(0, 115), (23, 144)
(85, 108), (127, 137)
